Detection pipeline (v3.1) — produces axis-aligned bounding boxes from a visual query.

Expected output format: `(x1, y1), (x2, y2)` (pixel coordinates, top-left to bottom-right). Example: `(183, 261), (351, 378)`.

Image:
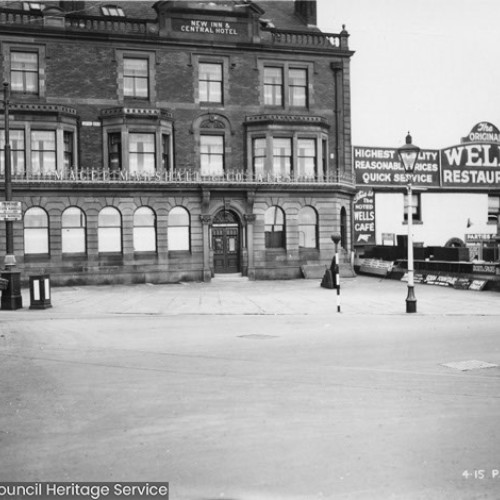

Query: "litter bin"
(29, 275), (52, 309)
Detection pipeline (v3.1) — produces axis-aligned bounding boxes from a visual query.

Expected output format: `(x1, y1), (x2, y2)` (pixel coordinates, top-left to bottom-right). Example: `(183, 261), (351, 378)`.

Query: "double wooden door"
(212, 224), (240, 273)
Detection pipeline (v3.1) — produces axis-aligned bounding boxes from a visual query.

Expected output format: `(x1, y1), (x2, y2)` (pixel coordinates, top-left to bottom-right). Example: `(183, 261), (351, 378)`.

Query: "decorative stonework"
(245, 114), (329, 128)
(10, 103), (77, 116)
(100, 107), (173, 120)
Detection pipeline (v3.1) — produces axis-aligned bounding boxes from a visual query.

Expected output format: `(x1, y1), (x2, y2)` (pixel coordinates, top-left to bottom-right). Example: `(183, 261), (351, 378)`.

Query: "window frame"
(24, 206), (49, 255)
(198, 62), (223, 105)
(128, 132), (156, 175)
(260, 60), (312, 109)
(3, 44), (46, 99)
(101, 5), (125, 16)
(247, 128), (326, 181)
(298, 206), (318, 250)
(98, 206), (122, 254)
(193, 55), (229, 107)
(123, 57), (150, 100)
(30, 129), (57, 176)
(200, 134), (225, 177)
(61, 206), (87, 255)
(10, 50), (40, 96)
(116, 50), (156, 103)
(488, 195), (500, 224)
(168, 206), (191, 252)
(133, 206), (157, 253)
(0, 129), (26, 176)
(264, 205), (286, 249)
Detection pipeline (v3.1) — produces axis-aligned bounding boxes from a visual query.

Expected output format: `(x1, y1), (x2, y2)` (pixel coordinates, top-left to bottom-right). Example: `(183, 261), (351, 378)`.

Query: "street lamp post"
(397, 132), (420, 314)
(331, 233), (341, 313)
(1, 82), (23, 310)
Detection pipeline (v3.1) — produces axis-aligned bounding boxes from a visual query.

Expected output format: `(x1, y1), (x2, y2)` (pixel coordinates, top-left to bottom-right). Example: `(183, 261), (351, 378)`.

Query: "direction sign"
(0, 201), (22, 221)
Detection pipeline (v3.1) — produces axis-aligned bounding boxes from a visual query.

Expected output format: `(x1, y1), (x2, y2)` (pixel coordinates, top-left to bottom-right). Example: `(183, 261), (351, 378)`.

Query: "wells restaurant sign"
(441, 122), (500, 188)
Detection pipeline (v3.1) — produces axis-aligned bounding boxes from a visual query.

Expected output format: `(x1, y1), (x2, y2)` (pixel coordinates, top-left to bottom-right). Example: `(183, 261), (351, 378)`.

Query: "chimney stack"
(294, 0), (317, 27)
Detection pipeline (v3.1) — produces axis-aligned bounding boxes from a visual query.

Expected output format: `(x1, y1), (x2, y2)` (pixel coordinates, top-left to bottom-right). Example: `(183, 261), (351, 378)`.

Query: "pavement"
(1, 275), (500, 500)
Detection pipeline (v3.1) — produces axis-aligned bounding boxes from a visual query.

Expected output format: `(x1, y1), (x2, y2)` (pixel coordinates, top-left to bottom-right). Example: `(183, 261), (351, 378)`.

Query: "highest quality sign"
(0, 201), (22, 221)
(354, 146), (440, 187)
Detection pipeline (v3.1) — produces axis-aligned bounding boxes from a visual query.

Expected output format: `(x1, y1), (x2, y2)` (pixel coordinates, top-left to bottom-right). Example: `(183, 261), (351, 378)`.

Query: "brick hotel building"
(0, 0), (354, 285)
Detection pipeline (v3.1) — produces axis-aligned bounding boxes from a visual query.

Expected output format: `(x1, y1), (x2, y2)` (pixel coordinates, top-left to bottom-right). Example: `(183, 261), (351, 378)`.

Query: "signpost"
(0, 201), (22, 221)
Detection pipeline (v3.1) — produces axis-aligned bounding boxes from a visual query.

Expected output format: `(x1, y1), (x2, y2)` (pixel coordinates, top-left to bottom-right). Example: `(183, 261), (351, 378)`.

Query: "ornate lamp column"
(397, 132), (420, 314)
(1, 82), (22, 310)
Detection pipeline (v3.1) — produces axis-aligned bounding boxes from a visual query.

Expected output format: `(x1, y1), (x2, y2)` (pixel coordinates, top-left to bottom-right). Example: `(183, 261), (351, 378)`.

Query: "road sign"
(0, 201), (22, 221)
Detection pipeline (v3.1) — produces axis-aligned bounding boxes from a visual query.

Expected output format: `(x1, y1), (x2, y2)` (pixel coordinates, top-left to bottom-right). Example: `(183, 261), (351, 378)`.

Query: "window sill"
(402, 220), (423, 225)
(24, 253), (50, 262)
(62, 253), (87, 261)
(199, 101), (224, 107)
(134, 251), (158, 260)
(168, 250), (191, 257)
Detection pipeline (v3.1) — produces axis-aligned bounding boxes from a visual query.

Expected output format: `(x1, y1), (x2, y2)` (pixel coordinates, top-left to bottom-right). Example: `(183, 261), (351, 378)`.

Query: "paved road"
(1, 276), (499, 499)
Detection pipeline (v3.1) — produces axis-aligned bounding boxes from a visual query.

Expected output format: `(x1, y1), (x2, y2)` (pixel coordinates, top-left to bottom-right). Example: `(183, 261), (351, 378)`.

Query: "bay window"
(31, 130), (56, 175)
(129, 133), (155, 175)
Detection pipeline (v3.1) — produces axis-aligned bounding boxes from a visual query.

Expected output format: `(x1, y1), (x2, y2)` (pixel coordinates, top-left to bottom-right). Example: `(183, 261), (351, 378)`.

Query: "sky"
(317, 0), (500, 150)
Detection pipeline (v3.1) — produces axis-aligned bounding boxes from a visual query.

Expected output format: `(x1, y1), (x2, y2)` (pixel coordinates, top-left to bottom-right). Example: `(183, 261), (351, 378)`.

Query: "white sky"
(317, 0), (500, 150)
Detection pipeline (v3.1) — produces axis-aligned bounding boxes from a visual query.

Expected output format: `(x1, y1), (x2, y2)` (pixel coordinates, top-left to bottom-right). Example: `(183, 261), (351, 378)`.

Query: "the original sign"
(353, 189), (375, 245)
(461, 121), (500, 144)
(354, 146), (440, 187)
(0, 200), (22, 221)
(442, 122), (500, 187)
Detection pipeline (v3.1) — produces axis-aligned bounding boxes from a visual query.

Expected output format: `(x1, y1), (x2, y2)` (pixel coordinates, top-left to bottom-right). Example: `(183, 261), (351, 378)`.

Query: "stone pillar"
(244, 214), (256, 280)
(200, 214), (212, 282)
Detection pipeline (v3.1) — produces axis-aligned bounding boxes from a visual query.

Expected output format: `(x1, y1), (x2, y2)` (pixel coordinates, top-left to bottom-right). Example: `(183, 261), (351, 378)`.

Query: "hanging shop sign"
(353, 189), (375, 245)
(353, 146), (440, 187)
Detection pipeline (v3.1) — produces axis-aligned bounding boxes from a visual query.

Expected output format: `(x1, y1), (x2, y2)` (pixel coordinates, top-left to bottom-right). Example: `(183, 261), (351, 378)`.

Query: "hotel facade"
(0, 0), (354, 285)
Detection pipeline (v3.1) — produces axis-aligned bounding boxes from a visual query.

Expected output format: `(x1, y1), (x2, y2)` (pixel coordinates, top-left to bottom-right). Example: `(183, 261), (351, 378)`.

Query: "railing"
(64, 14), (149, 34)
(0, 8), (43, 26)
(0, 7), (151, 35)
(1, 169), (355, 186)
(262, 28), (348, 50)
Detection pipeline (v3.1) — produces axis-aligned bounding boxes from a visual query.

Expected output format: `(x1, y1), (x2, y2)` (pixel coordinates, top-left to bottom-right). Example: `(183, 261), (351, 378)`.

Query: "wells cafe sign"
(0, 201), (22, 221)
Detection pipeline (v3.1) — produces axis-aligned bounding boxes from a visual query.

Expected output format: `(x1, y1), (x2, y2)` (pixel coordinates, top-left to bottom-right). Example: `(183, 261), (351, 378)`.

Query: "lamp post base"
(1, 269), (23, 310)
(406, 285), (417, 313)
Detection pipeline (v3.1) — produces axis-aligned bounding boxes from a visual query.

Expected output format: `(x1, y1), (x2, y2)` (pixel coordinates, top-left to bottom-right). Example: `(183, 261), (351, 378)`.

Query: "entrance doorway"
(212, 210), (240, 274)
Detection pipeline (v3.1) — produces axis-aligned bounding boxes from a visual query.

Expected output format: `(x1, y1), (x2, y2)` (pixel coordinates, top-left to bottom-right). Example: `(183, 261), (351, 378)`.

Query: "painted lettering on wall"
(173, 18), (241, 36)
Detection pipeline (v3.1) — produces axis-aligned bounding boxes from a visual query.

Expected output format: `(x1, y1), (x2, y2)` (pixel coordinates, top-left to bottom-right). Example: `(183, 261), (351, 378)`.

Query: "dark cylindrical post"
(1, 82), (22, 310)
(4, 83), (13, 259)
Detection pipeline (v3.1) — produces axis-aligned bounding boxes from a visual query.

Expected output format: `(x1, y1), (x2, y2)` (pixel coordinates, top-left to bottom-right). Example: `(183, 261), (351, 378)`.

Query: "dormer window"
(23, 2), (42, 11)
(101, 5), (125, 17)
